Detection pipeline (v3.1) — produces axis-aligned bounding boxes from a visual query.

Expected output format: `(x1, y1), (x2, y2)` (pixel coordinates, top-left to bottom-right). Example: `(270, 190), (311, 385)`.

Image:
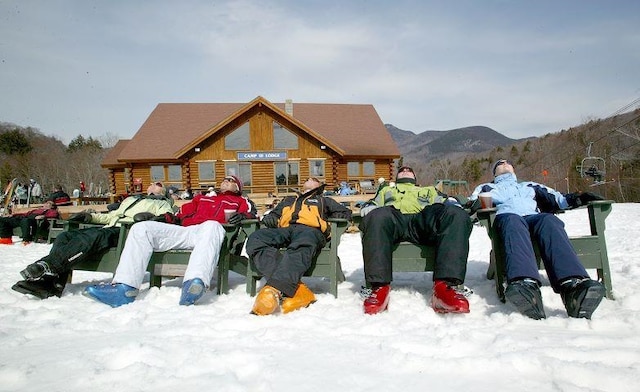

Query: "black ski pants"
(0, 216), (44, 241)
(359, 204), (472, 285)
(40, 226), (121, 275)
(246, 224), (326, 297)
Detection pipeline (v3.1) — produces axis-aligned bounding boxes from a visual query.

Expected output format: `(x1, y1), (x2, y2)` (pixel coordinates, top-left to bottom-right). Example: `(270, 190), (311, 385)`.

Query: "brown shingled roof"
(101, 139), (130, 167)
(116, 96), (399, 162)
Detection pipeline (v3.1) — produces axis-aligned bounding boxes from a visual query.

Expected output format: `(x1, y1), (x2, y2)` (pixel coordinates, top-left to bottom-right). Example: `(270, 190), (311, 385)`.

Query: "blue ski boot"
(84, 283), (138, 307)
(179, 278), (206, 306)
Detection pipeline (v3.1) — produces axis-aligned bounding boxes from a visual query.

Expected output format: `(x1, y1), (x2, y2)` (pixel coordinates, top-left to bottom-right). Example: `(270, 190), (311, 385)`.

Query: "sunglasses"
(496, 160), (512, 167)
(222, 177), (237, 184)
(399, 167), (414, 173)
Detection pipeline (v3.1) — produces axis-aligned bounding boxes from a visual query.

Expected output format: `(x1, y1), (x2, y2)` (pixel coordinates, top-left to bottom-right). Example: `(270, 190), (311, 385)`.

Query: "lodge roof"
(113, 96), (399, 163)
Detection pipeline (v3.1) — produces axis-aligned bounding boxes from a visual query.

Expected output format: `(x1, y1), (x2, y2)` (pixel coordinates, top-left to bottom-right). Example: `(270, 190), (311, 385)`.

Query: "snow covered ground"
(1, 204), (639, 392)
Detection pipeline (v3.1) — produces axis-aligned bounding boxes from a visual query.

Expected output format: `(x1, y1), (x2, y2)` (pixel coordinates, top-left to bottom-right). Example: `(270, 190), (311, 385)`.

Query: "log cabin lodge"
(101, 96), (400, 199)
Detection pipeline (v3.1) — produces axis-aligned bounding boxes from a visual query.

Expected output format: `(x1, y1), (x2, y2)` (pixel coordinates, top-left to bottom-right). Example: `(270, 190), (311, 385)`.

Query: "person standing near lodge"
(46, 185), (72, 206)
(468, 159), (606, 319)
(29, 179), (43, 204)
(84, 175), (257, 307)
(358, 166), (473, 315)
(246, 177), (352, 315)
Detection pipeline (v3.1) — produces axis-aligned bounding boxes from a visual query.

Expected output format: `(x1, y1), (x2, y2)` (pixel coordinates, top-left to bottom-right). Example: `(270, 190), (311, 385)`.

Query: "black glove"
(261, 213), (279, 228)
(226, 212), (245, 225)
(133, 212), (156, 222)
(579, 192), (604, 204)
(465, 198), (482, 214)
(152, 212), (181, 225)
(68, 212), (92, 223)
(566, 192), (604, 208)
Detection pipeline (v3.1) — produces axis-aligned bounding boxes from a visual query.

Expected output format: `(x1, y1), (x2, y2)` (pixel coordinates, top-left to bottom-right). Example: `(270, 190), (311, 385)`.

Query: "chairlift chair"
(576, 142), (606, 183)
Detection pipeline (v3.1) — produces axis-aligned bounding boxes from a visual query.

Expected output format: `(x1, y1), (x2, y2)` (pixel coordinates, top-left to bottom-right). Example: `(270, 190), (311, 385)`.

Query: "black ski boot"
(20, 260), (56, 281)
(12, 275), (66, 299)
(560, 278), (605, 319)
(505, 278), (546, 320)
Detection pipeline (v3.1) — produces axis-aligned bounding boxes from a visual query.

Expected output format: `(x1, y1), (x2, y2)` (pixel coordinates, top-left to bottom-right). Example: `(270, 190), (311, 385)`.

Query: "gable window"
(198, 161), (215, 181)
(309, 159), (325, 178)
(225, 162), (252, 189)
(273, 122), (298, 149)
(225, 122), (250, 150)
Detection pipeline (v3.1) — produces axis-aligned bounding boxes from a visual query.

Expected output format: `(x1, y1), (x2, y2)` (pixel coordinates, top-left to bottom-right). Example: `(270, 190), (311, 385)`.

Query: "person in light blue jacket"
(469, 159), (605, 320)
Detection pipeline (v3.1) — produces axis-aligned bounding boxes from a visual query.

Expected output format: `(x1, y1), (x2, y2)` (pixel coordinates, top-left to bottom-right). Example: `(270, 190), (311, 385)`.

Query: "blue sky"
(1, 0), (639, 144)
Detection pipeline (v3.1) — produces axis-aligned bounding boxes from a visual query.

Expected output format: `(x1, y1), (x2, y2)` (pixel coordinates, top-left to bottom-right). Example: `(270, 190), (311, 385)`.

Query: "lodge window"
(273, 122), (298, 149)
(225, 122), (250, 150)
(309, 159), (325, 178)
(347, 161), (374, 177)
(363, 162), (375, 176)
(198, 161), (216, 181)
(225, 162), (252, 189)
(151, 165), (182, 186)
(347, 162), (359, 176)
(275, 161), (300, 191)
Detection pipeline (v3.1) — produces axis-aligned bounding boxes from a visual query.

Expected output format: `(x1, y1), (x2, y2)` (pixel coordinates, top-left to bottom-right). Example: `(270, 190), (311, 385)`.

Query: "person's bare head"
(147, 182), (166, 196)
(302, 177), (322, 193)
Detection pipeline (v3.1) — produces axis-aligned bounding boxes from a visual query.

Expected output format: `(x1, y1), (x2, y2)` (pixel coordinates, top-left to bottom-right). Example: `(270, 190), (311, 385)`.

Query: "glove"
(465, 198), (482, 214)
(153, 212), (181, 225)
(133, 212), (156, 222)
(226, 212), (245, 225)
(261, 213), (279, 228)
(579, 192), (604, 204)
(566, 192), (604, 208)
(68, 212), (92, 223)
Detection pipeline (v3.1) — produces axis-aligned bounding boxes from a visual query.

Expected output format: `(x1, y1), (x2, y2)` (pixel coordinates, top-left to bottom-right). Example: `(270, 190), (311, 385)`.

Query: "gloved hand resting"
(226, 212), (245, 225)
(68, 212), (92, 223)
(261, 213), (279, 228)
(566, 192), (604, 208)
(133, 212), (156, 222)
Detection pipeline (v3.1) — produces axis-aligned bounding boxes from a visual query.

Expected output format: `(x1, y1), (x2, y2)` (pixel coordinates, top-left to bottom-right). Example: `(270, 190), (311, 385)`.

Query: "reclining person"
(358, 166), (473, 315)
(469, 159), (605, 319)
(0, 200), (60, 245)
(13, 183), (175, 299)
(247, 177), (352, 315)
(84, 175), (257, 307)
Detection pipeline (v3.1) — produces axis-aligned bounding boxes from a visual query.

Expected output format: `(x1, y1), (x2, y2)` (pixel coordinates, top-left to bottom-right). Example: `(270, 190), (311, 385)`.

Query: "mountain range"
(385, 124), (530, 164)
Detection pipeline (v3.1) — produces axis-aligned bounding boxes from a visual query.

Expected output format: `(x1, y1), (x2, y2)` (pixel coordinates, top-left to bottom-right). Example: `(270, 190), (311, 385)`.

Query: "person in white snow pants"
(112, 220), (226, 289)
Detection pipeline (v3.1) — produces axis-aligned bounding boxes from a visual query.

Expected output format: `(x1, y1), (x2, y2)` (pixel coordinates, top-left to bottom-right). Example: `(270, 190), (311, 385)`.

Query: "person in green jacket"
(12, 182), (175, 299)
(359, 166), (473, 315)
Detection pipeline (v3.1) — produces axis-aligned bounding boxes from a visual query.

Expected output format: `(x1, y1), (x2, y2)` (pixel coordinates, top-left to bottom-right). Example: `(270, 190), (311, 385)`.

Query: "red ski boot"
(363, 284), (391, 315)
(431, 280), (470, 314)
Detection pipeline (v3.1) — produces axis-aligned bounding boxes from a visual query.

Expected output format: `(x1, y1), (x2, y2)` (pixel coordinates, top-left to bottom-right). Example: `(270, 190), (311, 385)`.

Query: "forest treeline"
(0, 122), (115, 198)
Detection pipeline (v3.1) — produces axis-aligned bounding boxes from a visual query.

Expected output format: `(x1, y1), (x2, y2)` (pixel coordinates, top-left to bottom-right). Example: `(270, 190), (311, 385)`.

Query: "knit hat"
(491, 159), (513, 176)
(224, 175), (243, 194)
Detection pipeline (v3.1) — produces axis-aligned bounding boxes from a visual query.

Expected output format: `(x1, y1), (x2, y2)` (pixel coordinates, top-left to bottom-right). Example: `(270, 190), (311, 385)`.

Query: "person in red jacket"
(84, 175), (257, 307)
(0, 200), (59, 244)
